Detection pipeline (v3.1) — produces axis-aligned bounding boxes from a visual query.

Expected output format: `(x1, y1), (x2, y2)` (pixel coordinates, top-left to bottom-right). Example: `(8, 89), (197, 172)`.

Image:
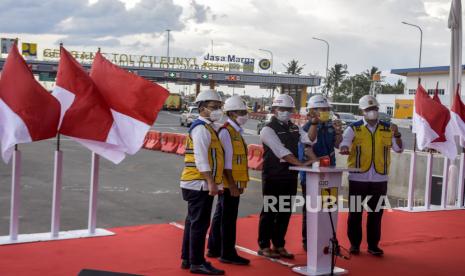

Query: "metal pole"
(312, 37), (330, 97)
(51, 150), (63, 238)
(401, 23), (422, 210)
(166, 29), (171, 58)
(9, 147), (21, 241)
(402, 21), (422, 83)
(88, 152), (100, 235)
(166, 29), (171, 69)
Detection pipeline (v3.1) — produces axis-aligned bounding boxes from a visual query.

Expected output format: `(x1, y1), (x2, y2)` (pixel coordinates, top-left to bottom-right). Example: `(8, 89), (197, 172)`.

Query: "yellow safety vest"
(222, 123), (249, 189)
(347, 120), (392, 175)
(180, 120), (224, 184)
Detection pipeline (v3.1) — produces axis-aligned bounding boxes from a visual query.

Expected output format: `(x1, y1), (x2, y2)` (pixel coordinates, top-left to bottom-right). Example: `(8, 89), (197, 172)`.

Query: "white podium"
(290, 166), (357, 276)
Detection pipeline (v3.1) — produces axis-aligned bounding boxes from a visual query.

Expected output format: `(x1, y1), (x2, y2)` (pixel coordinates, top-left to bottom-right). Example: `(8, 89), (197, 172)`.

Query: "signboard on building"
(1, 38), (16, 54)
(42, 49), (256, 73)
(22, 42), (37, 59)
(259, 59), (271, 70)
(203, 53), (255, 73)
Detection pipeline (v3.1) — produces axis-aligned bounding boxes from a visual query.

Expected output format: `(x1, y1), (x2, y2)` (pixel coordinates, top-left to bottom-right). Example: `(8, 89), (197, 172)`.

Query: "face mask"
(365, 110), (378, 120)
(209, 109), (223, 122)
(236, 115), (248, 125)
(277, 111), (291, 122)
(319, 111), (330, 122)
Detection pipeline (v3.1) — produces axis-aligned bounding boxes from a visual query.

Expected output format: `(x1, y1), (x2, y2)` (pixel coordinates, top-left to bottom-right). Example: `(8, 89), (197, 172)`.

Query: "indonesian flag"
(52, 46), (125, 164)
(451, 84), (465, 146)
(432, 82), (441, 103)
(0, 43), (60, 163)
(413, 84), (457, 160)
(90, 52), (169, 154)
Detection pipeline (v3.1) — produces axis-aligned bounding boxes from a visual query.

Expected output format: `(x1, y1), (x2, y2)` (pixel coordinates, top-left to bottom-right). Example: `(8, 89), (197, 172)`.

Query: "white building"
(377, 65), (463, 119)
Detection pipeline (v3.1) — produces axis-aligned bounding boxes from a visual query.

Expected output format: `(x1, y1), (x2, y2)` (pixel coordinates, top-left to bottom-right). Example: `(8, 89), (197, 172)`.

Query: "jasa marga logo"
(204, 53), (255, 64)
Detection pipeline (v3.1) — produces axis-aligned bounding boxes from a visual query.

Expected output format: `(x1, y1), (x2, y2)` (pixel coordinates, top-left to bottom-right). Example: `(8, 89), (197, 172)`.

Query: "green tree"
(363, 66), (381, 80)
(283, 59), (305, 75)
(326, 63), (349, 97)
(381, 79), (404, 94)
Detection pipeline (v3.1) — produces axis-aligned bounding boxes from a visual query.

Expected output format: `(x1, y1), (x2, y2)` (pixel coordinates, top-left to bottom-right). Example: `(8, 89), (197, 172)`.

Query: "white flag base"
(396, 205), (465, 212)
(292, 266), (347, 275)
(0, 228), (114, 246)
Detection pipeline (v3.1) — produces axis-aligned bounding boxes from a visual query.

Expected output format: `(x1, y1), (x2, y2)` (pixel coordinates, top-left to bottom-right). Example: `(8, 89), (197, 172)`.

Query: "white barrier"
(0, 150), (114, 246)
(398, 152), (465, 212)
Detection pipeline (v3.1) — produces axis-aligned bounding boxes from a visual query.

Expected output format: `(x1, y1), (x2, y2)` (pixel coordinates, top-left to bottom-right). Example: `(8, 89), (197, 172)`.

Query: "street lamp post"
(401, 21), (423, 211)
(401, 21), (423, 84)
(312, 37), (330, 91)
(166, 29), (171, 59)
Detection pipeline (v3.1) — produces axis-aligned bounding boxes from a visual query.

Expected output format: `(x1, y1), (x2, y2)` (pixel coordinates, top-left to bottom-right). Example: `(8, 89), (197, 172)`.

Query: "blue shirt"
(299, 121), (337, 184)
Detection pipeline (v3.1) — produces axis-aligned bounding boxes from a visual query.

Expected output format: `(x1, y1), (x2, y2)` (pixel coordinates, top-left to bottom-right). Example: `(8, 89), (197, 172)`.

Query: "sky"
(0, 0), (459, 97)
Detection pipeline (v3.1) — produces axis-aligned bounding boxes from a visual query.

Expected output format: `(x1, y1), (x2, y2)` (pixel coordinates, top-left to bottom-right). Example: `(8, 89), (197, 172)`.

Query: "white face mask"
(236, 115), (248, 125)
(277, 111), (291, 122)
(209, 109), (223, 122)
(365, 110), (379, 120)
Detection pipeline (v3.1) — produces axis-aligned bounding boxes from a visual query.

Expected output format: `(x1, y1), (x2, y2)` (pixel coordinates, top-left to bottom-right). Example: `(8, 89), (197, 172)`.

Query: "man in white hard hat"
(298, 94), (343, 251)
(339, 95), (403, 257)
(207, 95), (250, 266)
(258, 94), (317, 259)
(180, 89), (225, 275)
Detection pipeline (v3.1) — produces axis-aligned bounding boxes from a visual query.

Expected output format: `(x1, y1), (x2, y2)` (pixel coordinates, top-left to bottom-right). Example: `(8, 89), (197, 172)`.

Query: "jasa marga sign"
(204, 53), (255, 65)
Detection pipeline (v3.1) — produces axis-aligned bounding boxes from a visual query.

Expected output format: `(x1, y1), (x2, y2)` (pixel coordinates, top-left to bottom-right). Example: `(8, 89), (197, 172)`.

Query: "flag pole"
(50, 43), (64, 238)
(9, 145), (21, 241)
(88, 46), (101, 235)
(88, 152), (100, 235)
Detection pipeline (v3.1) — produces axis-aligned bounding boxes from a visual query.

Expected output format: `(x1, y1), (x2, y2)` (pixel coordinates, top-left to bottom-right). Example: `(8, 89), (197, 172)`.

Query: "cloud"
(55, 0), (184, 37)
(0, 0), (211, 46)
(189, 0), (211, 23)
(0, 0), (458, 85)
(0, 0), (84, 33)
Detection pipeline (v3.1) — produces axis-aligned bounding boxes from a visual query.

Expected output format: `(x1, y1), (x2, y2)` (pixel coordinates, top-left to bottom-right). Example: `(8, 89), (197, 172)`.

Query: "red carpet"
(1, 210), (465, 275)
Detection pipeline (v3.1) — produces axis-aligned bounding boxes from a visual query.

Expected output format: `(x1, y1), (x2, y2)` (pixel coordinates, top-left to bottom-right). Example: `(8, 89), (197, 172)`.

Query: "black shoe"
(368, 246), (384, 256)
(190, 262), (225, 275)
(181, 259), (190, 269)
(206, 251), (220, 258)
(349, 246), (360, 255)
(219, 255), (250, 265)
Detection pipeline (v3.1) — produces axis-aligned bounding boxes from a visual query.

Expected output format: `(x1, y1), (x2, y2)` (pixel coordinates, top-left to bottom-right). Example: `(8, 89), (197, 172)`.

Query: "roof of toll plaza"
(0, 58), (321, 88)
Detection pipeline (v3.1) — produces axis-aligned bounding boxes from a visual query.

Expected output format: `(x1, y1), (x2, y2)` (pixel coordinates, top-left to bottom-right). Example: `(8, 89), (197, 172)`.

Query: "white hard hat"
(272, 94), (295, 108)
(195, 89), (222, 103)
(224, 95), (247, 111)
(359, 95), (379, 110)
(307, 94), (330, 109)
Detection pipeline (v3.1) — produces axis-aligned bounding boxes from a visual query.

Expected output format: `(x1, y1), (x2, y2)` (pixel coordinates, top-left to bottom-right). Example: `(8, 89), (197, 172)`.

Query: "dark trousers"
(258, 177), (298, 249)
(181, 188), (214, 265)
(347, 180), (388, 248)
(207, 188), (240, 258)
(301, 183), (307, 244)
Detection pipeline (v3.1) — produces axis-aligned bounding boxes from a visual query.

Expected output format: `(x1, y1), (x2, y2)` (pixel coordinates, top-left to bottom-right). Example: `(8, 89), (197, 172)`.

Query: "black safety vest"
(262, 116), (300, 181)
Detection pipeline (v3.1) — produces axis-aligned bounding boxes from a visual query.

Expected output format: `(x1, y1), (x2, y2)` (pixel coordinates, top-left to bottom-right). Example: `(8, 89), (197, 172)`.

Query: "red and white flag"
(90, 52), (169, 154)
(450, 84), (465, 145)
(0, 43), (60, 163)
(413, 84), (457, 160)
(52, 46), (125, 164)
